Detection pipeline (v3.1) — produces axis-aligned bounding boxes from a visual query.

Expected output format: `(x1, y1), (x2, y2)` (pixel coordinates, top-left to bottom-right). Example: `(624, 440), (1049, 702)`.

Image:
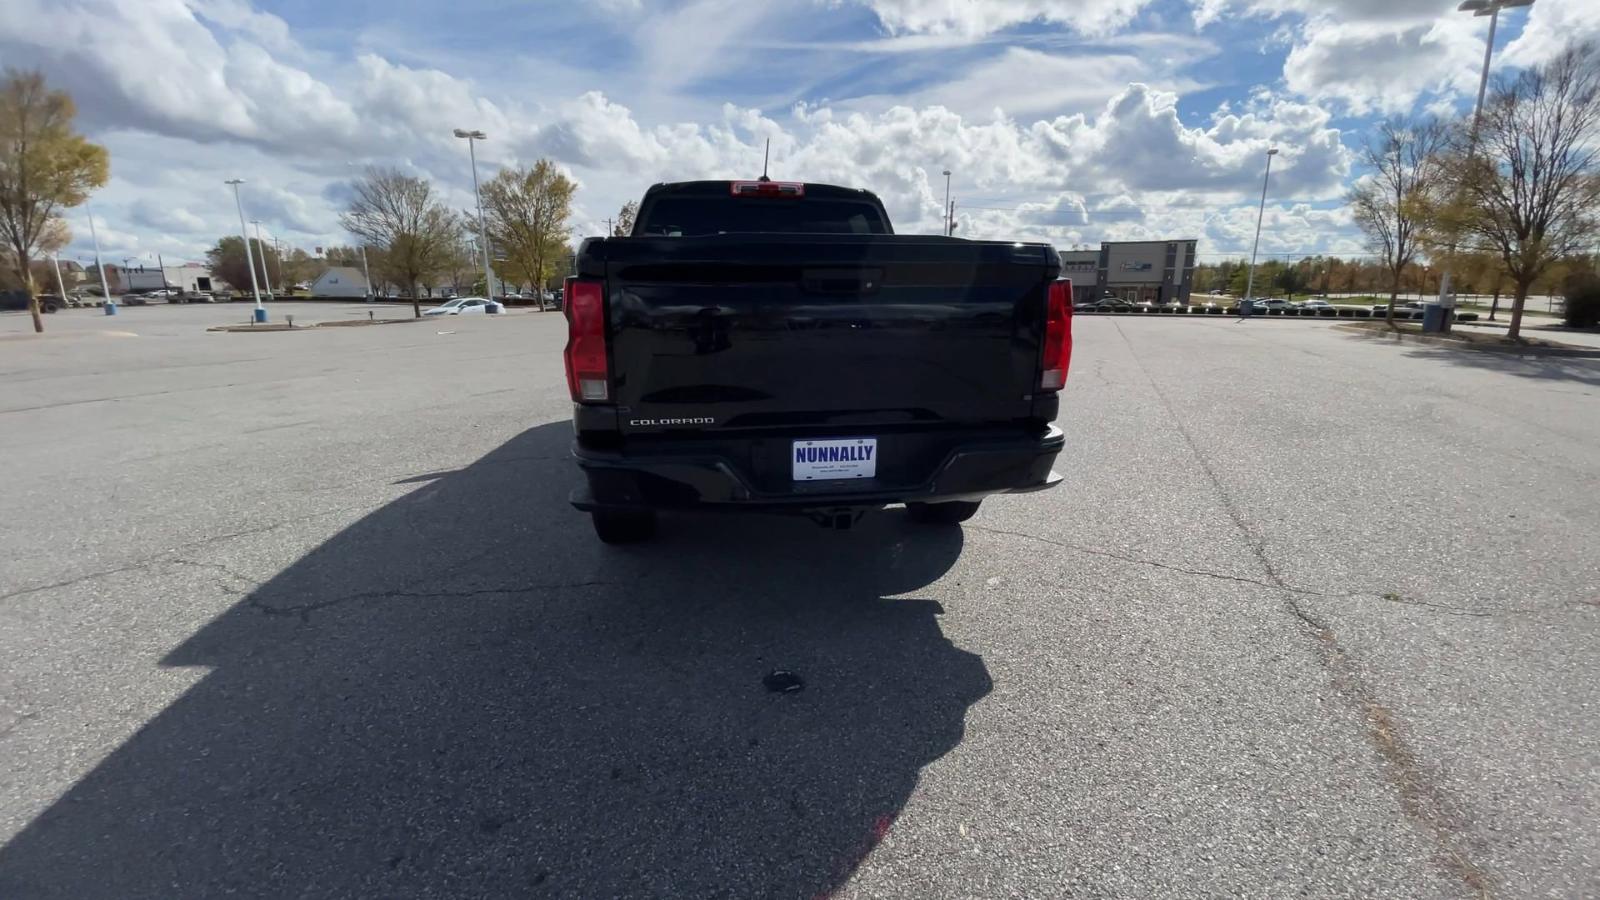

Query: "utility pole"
(948, 200), (957, 235)
(942, 169), (952, 236)
(156, 252), (171, 293)
(605, 217), (615, 237)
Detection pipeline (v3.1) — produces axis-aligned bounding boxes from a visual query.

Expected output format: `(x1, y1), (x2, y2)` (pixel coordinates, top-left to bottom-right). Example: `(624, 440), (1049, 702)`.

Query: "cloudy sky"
(1, 0), (1588, 270)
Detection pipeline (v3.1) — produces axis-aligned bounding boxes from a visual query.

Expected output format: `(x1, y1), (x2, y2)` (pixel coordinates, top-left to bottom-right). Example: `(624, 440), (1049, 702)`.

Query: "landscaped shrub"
(1562, 274), (1600, 328)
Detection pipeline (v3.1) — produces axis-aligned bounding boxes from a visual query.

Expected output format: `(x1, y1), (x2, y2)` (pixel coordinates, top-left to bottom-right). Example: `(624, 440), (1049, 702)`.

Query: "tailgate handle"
(800, 268), (882, 295)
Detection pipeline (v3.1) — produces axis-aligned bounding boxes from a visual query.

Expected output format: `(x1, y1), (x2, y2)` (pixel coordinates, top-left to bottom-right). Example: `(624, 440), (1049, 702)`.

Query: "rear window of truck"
(638, 197), (890, 237)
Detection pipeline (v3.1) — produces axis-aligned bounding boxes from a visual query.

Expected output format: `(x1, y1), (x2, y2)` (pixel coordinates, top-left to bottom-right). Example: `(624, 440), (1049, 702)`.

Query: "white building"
(309, 266), (370, 298)
(125, 265), (222, 293)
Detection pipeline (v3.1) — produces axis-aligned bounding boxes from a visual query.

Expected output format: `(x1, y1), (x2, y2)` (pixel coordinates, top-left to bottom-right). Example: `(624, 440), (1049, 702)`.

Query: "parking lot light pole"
(251, 220), (275, 299)
(1244, 147), (1279, 304)
(225, 179), (266, 322)
(1430, 0), (1533, 332)
(453, 129), (495, 300)
(51, 255), (68, 303)
(359, 245), (374, 300)
(86, 206), (115, 316)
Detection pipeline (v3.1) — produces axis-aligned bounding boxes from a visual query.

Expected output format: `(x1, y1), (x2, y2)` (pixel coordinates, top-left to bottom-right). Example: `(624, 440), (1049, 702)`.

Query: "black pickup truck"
(563, 179), (1072, 543)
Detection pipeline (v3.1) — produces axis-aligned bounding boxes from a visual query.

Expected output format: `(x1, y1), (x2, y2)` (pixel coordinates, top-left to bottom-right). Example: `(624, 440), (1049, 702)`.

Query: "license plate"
(792, 438), (877, 481)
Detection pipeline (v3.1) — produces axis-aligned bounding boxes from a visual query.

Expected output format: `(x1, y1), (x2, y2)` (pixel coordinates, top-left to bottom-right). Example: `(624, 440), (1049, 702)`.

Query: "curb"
(1333, 323), (1600, 358)
(208, 318), (426, 333)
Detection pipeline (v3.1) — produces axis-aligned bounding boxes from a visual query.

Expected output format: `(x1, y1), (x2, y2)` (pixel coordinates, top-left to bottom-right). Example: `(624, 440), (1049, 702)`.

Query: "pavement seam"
(1111, 319), (1496, 899)
(168, 556), (618, 622)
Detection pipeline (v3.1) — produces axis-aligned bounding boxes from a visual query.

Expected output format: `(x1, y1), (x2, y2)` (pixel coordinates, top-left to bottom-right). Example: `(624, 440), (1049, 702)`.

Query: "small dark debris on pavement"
(763, 669), (804, 693)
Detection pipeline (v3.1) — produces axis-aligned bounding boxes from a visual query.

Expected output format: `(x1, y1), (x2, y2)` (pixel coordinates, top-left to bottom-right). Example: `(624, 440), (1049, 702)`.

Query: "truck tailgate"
(591, 234), (1057, 436)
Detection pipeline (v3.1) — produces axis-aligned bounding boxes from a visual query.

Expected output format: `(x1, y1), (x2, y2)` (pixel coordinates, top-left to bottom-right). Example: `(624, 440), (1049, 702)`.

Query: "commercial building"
(1058, 239), (1198, 305)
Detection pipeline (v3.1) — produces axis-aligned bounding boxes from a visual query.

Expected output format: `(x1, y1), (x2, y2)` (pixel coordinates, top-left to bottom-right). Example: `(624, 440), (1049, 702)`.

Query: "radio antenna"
(759, 138), (772, 182)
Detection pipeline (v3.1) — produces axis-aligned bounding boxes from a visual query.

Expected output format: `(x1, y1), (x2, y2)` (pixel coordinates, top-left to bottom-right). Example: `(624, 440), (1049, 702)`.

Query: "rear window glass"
(638, 197), (889, 237)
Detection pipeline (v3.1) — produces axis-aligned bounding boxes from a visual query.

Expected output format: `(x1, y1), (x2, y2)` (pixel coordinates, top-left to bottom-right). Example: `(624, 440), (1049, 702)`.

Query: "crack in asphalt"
(0, 504), (371, 607)
(242, 580), (619, 622)
(1112, 320), (1496, 898)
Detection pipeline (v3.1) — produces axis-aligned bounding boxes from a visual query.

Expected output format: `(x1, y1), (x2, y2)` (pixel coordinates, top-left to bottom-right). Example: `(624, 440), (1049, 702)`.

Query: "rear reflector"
(563, 277), (609, 402)
(1040, 279), (1073, 392)
(731, 180), (804, 198)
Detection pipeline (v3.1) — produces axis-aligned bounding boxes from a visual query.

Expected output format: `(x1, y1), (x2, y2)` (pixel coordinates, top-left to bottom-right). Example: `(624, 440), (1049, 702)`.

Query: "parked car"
(422, 297), (504, 316)
(1253, 297), (1292, 310)
(563, 178), (1068, 543)
(1300, 299), (1334, 311)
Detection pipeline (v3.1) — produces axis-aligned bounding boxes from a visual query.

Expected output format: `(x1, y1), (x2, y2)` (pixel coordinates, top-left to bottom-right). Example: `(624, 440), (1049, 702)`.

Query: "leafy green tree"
(0, 69), (109, 333)
(205, 235), (278, 298)
(482, 160), (575, 310)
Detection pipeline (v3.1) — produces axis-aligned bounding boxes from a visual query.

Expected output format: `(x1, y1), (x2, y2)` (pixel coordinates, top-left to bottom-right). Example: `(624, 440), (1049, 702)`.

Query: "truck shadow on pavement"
(0, 422), (989, 899)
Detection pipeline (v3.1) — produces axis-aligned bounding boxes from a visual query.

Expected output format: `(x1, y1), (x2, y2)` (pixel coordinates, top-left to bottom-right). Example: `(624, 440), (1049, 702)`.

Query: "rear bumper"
(570, 424), (1064, 513)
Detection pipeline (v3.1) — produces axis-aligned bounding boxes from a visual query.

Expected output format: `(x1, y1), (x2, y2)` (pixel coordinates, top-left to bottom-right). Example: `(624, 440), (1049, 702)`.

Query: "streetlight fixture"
(942, 169), (952, 236)
(1244, 147), (1280, 304)
(1431, 0), (1534, 330)
(251, 220), (275, 299)
(453, 128), (495, 300)
(224, 179), (266, 321)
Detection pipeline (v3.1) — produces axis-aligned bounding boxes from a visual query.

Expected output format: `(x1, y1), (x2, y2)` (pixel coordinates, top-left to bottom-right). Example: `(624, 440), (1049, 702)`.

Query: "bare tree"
(1347, 116), (1450, 324)
(1455, 42), (1600, 340)
(339, 167), (461, 317)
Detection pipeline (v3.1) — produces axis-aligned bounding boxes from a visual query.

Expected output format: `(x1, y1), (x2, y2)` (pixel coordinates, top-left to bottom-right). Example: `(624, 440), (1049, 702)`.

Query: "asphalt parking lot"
(2, 304), (1597, 898)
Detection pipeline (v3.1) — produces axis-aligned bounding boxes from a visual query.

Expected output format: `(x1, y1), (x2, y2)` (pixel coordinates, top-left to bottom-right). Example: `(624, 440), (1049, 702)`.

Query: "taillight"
(1040, 279), (1073, 392)
(730, 180), (804, 198)
(563, 277), (609, 402)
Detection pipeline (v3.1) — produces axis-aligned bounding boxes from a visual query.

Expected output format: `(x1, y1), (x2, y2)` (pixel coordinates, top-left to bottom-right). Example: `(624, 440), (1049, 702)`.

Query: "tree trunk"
(1489, 284), (1500, 321)
(1506, 280), (1531, 341)
(411, 282), (421, 318)
(24, 264), (43, 334)
(1387, 271), (1400, 326)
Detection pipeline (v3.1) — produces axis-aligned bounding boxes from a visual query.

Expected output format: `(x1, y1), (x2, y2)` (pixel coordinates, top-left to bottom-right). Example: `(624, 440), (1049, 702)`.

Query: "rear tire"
(592, 510), (657, 544)
(905, 500), (981, 525)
